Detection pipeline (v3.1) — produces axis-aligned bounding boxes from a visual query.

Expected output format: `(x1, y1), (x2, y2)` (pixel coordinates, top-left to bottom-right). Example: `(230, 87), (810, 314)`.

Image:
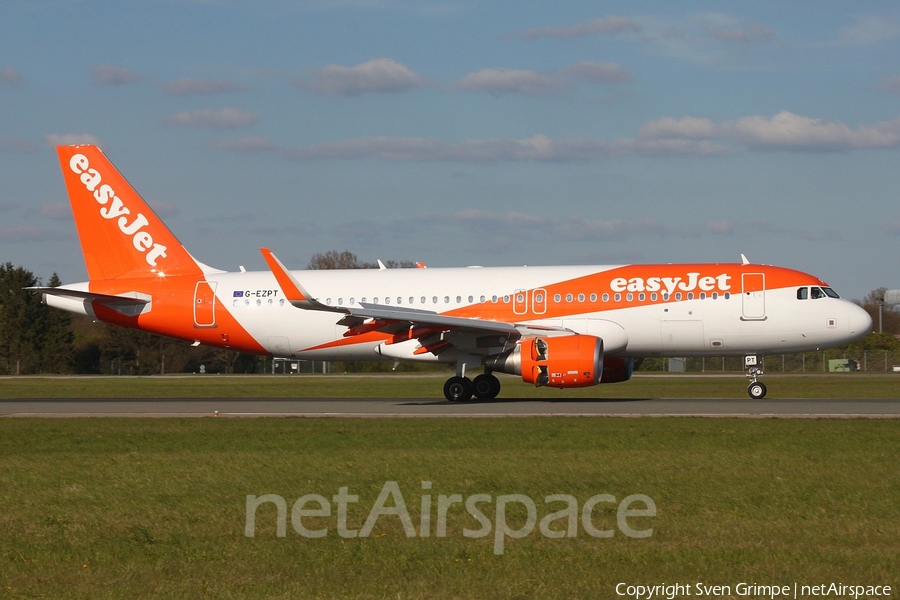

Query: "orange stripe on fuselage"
(89, 276), (267, 354)
(441, 263), (825, 321)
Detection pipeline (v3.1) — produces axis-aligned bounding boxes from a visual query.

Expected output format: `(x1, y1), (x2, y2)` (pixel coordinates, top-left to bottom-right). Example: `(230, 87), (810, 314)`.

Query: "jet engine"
(487, 335), (603, 388)
(599, 357), (634, 383)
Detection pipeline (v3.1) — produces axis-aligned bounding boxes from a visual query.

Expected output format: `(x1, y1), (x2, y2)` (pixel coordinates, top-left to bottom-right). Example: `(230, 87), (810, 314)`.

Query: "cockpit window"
(823, 287), (839, 298)
(811, 287), (825, 299)
(797, 287), (808, 300)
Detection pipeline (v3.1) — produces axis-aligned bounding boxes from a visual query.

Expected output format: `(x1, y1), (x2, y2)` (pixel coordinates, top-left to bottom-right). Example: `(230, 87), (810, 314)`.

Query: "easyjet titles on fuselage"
(609, 272), (732, 295)
(68, 154), (168, 267)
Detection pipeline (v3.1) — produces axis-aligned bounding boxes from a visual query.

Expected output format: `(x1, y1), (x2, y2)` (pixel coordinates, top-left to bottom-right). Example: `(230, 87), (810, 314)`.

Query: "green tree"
(307, 250), (415, 270)
(0, 263), (44, 374)
(39, 273), (74, 373)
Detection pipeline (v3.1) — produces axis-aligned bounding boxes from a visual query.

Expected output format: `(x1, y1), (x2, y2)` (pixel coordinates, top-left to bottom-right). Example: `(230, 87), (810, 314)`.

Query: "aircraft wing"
(260, 248), (570, 355)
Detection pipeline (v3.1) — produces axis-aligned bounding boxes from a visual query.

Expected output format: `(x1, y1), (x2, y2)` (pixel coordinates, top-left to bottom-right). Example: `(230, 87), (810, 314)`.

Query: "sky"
(2, 0), (900, 301)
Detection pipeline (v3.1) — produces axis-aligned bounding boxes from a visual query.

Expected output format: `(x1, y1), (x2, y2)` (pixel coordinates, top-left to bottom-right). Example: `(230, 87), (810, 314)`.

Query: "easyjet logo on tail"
(610, 272), (732, 295)
(69, 154), (168, 267)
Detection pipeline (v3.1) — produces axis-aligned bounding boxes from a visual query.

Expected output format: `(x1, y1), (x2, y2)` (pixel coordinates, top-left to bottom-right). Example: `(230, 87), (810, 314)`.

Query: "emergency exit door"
(193, 281), (217, 327)
(741, 273), (765, 320)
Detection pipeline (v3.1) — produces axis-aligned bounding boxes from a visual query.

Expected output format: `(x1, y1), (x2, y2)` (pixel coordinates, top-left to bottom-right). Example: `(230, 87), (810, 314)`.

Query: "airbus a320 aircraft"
(31, 145), (872, 401)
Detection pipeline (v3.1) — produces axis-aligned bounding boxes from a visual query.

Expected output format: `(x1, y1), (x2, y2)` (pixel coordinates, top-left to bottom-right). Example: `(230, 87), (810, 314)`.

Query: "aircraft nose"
(846, 302), (873, 337)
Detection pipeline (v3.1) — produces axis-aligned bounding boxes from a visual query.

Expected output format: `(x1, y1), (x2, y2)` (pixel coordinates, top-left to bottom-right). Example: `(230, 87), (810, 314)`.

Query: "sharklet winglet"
(259, 248), (345, 313)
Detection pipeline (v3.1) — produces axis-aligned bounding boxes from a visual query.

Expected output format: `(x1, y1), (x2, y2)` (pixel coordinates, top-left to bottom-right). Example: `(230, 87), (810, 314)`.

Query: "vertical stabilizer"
(56, 145), (202, 280)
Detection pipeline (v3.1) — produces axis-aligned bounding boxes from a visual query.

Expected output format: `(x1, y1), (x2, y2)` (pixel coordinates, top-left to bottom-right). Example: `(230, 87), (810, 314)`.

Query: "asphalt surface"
(1, 397), (899, 417)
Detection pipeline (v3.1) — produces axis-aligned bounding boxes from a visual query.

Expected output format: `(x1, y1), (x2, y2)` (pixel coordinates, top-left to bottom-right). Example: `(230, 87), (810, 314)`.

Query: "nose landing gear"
(745, 355), (767, 399)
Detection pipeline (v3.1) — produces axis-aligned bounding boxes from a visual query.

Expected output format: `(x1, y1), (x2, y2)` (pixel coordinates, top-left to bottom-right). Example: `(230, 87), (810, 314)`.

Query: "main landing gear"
(443, 372), (501, 402)
(745, 355), (767, 399)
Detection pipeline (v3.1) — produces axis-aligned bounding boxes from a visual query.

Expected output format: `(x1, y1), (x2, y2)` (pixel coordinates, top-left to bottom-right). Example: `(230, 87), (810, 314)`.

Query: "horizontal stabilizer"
(26, 287), (151, 317)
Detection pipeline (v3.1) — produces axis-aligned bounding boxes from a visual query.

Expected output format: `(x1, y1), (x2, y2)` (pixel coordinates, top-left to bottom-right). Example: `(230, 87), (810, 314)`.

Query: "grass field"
(1, 417), (898, 599)
(1, 376), (898, 598)
(1, 372), (899, 399)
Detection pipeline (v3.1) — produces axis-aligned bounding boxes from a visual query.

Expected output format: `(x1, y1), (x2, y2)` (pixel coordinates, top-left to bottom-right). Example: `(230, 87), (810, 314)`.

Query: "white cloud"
(453, 68), (568, 96)
(0, 136), (38, 153)
(561, 61), (630, 83)
(641, 111), (900, 151)
(639, 116), (719, 139)
(215, 133), (727, 162)
(162, 108), (258, 130)
(0, 66), (25, 85)
(877, 75), (900, 94)
(208, 136), (279, 152)
(455, 61), (630, 96)
(726, 112), (900, 150)
(44, 133), (102, 147)
(304, 58), (426, 96)
(836, 16), (900, 46)
(0, 224), (67, 242)
(91, 65), (143, 85)
(161, 78), (250, 96)
(210, 111), (900, 163)
(700, 14), (775, 43)
(39, 203), (72, 220)
(509, 15), (641, 40)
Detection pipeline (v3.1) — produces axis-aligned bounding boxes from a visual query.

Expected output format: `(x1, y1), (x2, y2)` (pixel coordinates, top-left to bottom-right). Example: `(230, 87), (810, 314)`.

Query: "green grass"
(1, 418), (898, 598)
(1, 372), (899, 399)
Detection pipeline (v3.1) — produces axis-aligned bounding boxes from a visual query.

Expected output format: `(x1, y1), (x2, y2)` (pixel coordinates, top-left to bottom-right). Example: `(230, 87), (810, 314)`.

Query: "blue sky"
(2, 1), (899, 300)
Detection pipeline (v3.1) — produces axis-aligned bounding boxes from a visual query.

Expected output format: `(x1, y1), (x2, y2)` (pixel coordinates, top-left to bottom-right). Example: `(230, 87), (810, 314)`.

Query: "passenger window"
(492, 295), (498, 303)
(639, 293), (646, 301)
(614, 293), (622, 302)
(578, 293), (585, 302)
(602, 293), (609, 302)
(651, 293), (657, 301)
(626, 293), (633, 302)
(444, 296), (450, 304)
(433, 296), (438, 304)
(457, 295), (462, 304)
(420, 296), (426, 304)
(468, 295), (474, 303)
(797, 287), (808, 300)
(687, 292), (694, 300)
(566, 293), (573, 302)
(590, 293), (597, 302)
(480, 295), (485, 303)
(554, 294), (561, 302)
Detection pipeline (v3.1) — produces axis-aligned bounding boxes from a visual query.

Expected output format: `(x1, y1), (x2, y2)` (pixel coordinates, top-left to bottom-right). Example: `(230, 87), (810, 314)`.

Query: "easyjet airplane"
(31, 145), (872, 401)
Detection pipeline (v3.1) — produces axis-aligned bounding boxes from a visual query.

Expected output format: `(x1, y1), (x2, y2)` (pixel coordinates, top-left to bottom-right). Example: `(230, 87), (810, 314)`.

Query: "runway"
(2, 397), (900, 418)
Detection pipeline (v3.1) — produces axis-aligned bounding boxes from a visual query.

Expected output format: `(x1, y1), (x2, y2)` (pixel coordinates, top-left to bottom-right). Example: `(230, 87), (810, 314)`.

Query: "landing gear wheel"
(748, 381), (767, 400)
(472, 373), (501, 399)
(444, 376), (473, 402)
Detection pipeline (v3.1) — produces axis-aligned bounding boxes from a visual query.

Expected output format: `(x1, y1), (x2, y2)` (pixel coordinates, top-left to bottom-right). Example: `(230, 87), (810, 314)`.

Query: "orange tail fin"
(57, 145), (202, 280)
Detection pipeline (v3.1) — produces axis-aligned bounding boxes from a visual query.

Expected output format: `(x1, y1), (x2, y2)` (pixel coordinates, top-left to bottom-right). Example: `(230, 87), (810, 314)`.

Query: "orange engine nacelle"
(517, 335), (603, 388)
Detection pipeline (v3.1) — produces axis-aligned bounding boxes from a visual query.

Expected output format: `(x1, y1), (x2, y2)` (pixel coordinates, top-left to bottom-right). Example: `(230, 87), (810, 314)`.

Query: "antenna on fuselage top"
(740, 254), (750, 265)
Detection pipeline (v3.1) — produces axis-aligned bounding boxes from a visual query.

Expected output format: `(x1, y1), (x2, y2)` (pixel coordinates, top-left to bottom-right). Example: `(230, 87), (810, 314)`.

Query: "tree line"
(1, 258), (898, 376)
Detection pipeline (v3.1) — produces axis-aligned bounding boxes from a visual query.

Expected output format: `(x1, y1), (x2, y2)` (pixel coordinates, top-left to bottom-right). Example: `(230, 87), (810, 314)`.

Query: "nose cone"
(846, 302), (873, 340)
